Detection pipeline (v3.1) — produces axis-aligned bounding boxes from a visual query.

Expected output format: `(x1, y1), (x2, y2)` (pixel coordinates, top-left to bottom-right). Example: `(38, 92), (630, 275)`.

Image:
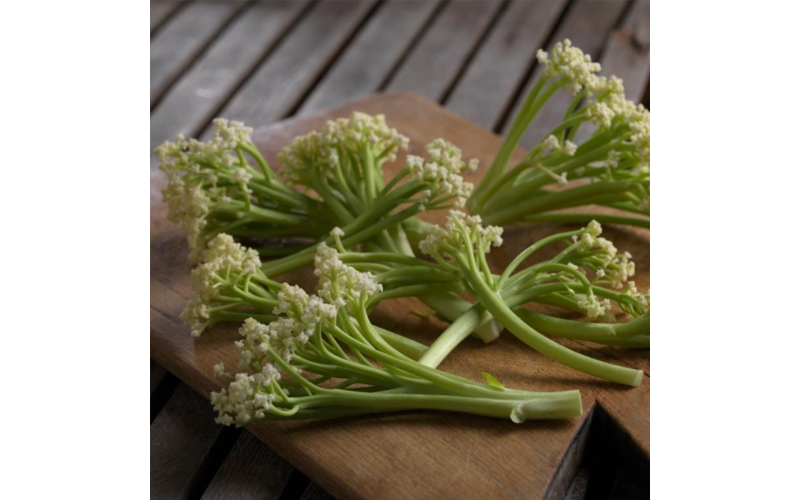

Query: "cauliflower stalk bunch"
(210, 246), (582, 425)
(157, 39), (650, 427)
(469, 39), (650, 229)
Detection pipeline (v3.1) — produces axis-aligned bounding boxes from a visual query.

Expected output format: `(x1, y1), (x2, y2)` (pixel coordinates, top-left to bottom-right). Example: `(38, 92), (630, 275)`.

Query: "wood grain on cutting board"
(150, 92), (649, 500)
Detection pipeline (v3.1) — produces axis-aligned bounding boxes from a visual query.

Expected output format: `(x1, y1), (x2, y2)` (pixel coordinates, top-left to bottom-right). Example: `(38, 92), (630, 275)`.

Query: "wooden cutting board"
(150, 92), (649, 500)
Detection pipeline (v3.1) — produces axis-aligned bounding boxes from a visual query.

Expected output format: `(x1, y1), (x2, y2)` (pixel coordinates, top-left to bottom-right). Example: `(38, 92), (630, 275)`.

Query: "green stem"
(325, 323), (563, 401)
(261, 204), (423, 277)
(613, 311), (650, 338)
(467, 274), (643, 386)
(214, 203), (308, 226)
(515, 310), (649, 347)
(419, 294), (502, 343)
(374, 326), (428, 360)
(280, 390), (582, 421)
(481, 180), (640, 226)
(499, 230), (580, 285)
(417, 305), (493, 367)
(470, 78), (557, 210)
(240, 142), (274, 181)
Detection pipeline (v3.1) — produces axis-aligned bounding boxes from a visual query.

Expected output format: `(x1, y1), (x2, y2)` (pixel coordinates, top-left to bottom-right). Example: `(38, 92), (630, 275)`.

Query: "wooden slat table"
(150, 2), (650, 499)
(150, 1), (248, 108)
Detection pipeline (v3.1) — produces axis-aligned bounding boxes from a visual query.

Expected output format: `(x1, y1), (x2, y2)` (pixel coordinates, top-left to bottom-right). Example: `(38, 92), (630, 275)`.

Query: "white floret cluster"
(321, 112), (409, 157)
(158, 119), (256, 260)
(535, 40), (649, 180)
(237, 315), (309, 368)
(536, 40), (633, 101)
(419, 211), (503, 259)
(572, 222), (638, 290)
(542, 135), (577, 157)
(600, 89), (641, 121)
(210, 321), (282, 426)
(273, 282), (338, 332)
(272, 282), (309, 316)
(180, 296), (212, 338)
(200, 233), (262, 274)
(575, 220), (608, 251)
(278, 112), (410, 184)
(577, 294), (612, 319)
(277, 132), (326, 183)
(210, 247), (383, 425)
(585, 100), (649, 179)
(156, 119), (252, 170)
(230, 167), (253, 184)
(161, 177), (211, 260)
(587, 101), (615, 128)
(537, 39), (603, 94)
(595, 92), (649, 176)
(592, 87), (650, 163)
(211, 118), (253, 150)
(210, 277), (347, 426)
(622, 281), (650, 315)
(605, 252), (636, 289)
(180, 234), (263, 337)
(314, 243), (383, 307)
(407, 139), (477, 207)
(575, 221), (617, 261)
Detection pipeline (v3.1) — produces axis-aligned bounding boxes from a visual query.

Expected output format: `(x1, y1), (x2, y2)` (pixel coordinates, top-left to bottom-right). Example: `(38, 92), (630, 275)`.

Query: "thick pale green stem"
(374, 326), (428, 360)
(420, 294), (502, 343)
(278, 390), (582, 421)
(516, 310), (650, 347)
(417, 306), (493, 367)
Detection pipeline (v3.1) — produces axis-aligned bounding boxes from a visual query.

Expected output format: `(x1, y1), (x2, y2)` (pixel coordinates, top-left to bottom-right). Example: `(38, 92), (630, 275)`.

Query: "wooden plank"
(385, 0), (504, 102)
(202, 431), (296, 500)
(150, 92), (649, 500)
(150, 1), (310, 165)
(150, 1), (246, 108)
(501, 0), (629, 148)
(151, 383), (225, 499)
(151, 359), (167, 396)
(299, 0), (441, 116)
(444, 0), (568, 130)
(151, 2), (182, 34)
(212, 0), (377, 128)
